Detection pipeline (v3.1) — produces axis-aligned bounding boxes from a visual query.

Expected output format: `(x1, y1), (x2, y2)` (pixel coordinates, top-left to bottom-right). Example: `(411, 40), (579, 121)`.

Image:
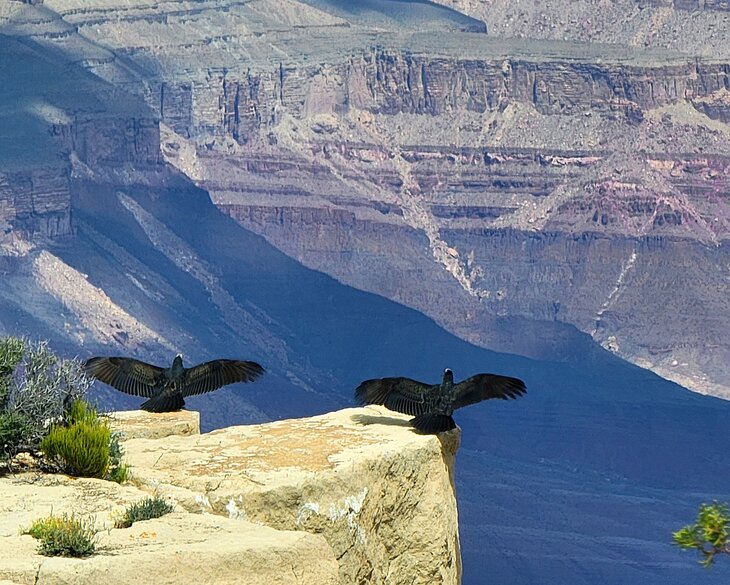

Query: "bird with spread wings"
(84, 354), (265, 412)
(355, 368), (526, 433)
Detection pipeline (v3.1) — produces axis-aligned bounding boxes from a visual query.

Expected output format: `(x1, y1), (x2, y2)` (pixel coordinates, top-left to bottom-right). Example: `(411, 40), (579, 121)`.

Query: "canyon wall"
(0, 168), (71, 241)
(0, 31), (159, 244)
(2, 0), (729, 397)
(154, 42), (730, 395)
(434, 0), (730, 55)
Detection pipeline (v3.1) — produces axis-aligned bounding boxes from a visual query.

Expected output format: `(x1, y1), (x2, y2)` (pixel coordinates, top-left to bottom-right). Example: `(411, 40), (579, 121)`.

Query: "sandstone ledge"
(0, 407), (461, 585)
(1, 472), (336, 585)
(109, 409), (200, 440)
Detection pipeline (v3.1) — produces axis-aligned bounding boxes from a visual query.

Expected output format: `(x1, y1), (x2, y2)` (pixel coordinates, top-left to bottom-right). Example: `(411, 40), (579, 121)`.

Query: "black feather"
(141, 393), (185, 413)
(411, 414), (457, 433)
(355, 377), (433, 414)
(452, 374), (526, 409)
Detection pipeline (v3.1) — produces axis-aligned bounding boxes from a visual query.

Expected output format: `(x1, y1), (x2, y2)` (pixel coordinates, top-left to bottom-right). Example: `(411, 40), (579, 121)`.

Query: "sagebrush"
(0, 336), (24, 407)
(0, 337), (90, 461)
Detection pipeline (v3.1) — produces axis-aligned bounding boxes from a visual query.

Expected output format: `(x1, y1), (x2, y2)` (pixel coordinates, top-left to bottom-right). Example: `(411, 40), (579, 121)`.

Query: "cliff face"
(124, 407), (461, 585)
(434, 0), (730, 56)
(0, 409), (461, 585)
(0, 168), (71, 241)
(166, 47), (730, 395)
(0, 33), (158, 244)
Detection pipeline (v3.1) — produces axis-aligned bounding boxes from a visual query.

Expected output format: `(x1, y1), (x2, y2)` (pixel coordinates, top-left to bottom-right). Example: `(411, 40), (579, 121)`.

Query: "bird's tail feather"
(411, 413), (457, 434)
(140, 393), (185, 413)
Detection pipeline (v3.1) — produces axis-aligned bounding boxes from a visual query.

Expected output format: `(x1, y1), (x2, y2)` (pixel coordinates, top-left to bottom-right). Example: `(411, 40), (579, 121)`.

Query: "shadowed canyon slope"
(1, 3), (730, 585)
(3, 0), (728, 396)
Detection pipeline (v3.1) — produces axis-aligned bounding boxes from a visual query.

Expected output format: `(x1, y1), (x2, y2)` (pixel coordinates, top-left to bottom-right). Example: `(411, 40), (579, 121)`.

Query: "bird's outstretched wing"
(451, 374), (526, 409)
(355, 377), (435, 416)
(83, 357), (163, 398)
(181, 360), (265, 396)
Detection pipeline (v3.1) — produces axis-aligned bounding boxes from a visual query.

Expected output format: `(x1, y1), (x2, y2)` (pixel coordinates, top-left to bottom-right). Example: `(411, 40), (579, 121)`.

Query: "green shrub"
(41, 400), (111, 478)
(115, 495), (174, 529)
(40, 400), (129, 483)
(0, 338), (128, 482)
(66, 397), (100, 426)
(0, 338), (28, 457)
(107, 432), (130, 484)
(24, 512), (97, 557)
(674, 501), (730, 567)
(0, 411), (32, 452)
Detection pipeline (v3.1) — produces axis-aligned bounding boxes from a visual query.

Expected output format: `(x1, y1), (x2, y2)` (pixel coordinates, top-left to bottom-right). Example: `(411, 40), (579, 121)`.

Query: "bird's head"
(443, 368), (454, 384)
(173, 354), (183, 367)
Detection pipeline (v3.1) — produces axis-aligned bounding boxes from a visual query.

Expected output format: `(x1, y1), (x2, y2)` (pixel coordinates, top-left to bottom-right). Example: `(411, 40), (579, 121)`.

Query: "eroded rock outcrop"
(123, 407), (462, 585)
(0, 408), (461, 585)
(0, 32), (158, 244)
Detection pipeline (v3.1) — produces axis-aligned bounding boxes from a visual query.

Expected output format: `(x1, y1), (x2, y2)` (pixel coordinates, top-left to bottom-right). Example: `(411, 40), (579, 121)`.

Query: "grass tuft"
(114, 495), (174, 529)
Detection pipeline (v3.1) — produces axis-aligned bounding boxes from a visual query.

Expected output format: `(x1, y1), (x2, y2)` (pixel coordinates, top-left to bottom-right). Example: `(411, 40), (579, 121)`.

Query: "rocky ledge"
(0, 408), (461, 585)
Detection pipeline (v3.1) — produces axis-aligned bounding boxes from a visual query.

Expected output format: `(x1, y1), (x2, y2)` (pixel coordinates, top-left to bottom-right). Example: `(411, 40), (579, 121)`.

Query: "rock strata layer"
(3, 0), (728, 395)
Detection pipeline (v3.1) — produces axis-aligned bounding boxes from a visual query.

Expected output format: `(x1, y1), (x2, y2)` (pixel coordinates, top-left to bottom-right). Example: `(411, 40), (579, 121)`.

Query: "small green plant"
(40, 400), (129, 482)
(107, 432), (130, 484)
(674, 501), (730, 567)
(24, 512), (97, 557)
(41, 399), (111, 478)
(114, 495), (174, 529)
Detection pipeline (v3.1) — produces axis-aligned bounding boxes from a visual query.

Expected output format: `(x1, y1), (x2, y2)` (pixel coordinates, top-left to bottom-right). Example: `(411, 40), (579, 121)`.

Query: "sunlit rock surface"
(0, 408), (461, 585)
(110, 409), (200, 440)
(123, 407), (462, 585)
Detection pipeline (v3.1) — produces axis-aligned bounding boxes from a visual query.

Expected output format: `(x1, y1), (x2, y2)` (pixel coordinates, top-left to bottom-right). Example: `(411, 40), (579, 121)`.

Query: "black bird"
(355, 368), (526, 433)
(83, 354), (265, 412)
